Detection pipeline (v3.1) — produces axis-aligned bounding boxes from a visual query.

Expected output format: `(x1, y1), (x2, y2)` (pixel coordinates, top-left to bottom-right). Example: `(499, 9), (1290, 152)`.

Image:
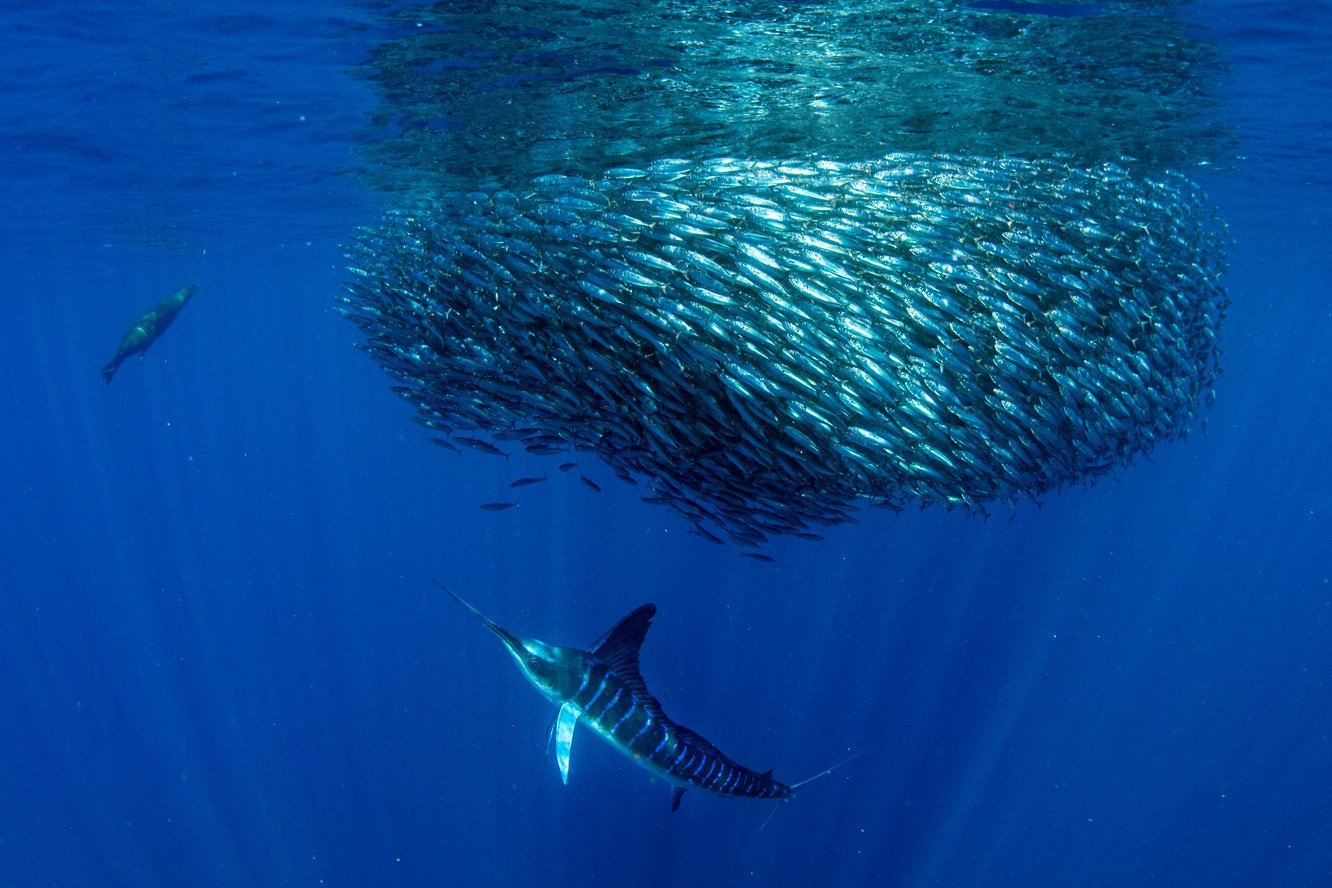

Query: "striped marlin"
(439, 582), (792, 811)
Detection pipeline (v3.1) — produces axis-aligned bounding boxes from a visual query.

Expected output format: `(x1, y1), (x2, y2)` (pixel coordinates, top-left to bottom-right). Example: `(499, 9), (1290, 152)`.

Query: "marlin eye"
(527, 656), (540, 669)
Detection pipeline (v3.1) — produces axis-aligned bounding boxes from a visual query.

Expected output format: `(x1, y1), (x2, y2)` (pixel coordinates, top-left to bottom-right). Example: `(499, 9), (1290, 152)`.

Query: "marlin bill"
(440, 582), (790, 811)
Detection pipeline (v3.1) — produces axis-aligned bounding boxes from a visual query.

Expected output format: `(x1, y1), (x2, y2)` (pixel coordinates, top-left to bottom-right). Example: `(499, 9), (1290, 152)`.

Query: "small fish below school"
(455, 437), (509, 458)
(439, 582), (842, 811)
(101, 283), (196, 384)
(479, 500), (519, 511)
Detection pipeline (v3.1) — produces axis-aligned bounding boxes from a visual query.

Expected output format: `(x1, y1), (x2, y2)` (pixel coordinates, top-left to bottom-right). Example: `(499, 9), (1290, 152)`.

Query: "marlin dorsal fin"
(589, 604), (664, 718)
(590, 603), (656, 674)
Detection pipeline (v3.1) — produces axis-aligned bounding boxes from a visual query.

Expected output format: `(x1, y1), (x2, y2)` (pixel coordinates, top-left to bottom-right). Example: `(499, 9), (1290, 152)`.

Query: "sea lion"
(101, 283), (196, 383)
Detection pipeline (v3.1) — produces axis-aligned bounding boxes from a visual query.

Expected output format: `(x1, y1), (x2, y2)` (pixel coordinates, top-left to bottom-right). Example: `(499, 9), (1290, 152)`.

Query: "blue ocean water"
(1, 2), (1329, 886)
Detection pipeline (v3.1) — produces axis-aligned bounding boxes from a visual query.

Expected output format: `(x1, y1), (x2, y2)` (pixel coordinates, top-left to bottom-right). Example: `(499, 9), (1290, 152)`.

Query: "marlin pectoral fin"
(555, 702), (580, 785)
(671, 787), (686, 812)
(544, 713), (558, 766)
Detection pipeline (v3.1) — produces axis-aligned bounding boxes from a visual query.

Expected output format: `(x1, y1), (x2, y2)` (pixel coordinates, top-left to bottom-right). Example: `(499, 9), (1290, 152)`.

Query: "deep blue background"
(2, 2), (1329, 887)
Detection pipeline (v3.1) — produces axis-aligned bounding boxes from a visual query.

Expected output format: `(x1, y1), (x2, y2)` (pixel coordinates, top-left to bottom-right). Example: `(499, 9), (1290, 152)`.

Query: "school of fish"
(338, 153), (1227, 545)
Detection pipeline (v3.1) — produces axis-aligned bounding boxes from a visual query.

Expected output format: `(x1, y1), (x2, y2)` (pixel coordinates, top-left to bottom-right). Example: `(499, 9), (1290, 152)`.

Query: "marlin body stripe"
(440, 582), (790, 811)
